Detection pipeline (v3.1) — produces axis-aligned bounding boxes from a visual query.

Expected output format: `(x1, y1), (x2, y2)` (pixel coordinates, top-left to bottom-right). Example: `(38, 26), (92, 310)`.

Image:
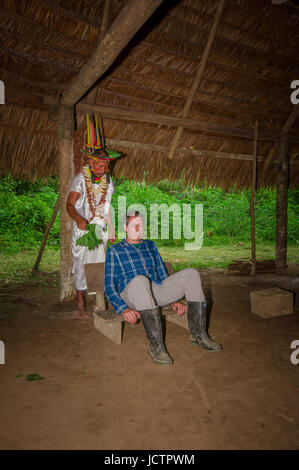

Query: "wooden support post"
(250, 122), (258, 278)
(263, 106), (299, 175)
(168, 0), (226, 159)
(276, 135), (289, 276)
(32, 195), (60, 274)
(58, 104), (75, 300)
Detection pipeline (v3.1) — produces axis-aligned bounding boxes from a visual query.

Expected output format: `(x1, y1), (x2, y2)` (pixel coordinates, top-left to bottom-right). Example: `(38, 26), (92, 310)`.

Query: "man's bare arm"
(66, 191), (88, 230)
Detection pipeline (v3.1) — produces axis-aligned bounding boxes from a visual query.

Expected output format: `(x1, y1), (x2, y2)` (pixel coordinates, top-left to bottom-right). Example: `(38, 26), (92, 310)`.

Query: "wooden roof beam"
(105, 138), (299, 165)
(167, 0), (226, 159)
(106, 138), (263, 162)
(139, 41), (290, 100)
(74, 102), (299, 145)
(45, 96), (299, 144)
(61, 0), (165, 106)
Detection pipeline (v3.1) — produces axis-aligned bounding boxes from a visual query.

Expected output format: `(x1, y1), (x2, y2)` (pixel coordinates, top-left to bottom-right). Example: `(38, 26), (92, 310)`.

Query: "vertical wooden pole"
(58, 104), (75, 300)
(250, 121), (258, 278)
(276, 135), (289, 275)
(32, 195), (60, 274)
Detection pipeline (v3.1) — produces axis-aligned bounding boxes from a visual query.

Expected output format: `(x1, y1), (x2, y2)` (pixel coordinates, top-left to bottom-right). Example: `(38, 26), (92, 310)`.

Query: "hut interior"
(0, 0), (299, 451)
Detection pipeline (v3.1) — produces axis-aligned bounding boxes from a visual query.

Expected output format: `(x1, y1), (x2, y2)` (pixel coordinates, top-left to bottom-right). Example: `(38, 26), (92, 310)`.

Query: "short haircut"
(124, 210), (143, 226)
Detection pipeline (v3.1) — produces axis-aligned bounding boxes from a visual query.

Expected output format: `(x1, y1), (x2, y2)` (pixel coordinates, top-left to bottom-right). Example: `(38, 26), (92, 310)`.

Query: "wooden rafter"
(43, 96), (299, 144)
(170, 4), (299, 65)
(106, 138), (263, 162)
(103, 74), (291, 123)
(61, 0), (164, 106)
(74, 101), (299, 144)
(143, 32), (294, 88)
(151, 23), (298, 85)
(167, 0), (225, 159)
(117, 56), (291, 113)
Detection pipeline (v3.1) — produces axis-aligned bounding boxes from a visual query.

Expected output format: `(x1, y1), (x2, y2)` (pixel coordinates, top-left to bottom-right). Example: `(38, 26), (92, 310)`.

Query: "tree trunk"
(58, 105), (75, 300)
(276, 136), (289, 275)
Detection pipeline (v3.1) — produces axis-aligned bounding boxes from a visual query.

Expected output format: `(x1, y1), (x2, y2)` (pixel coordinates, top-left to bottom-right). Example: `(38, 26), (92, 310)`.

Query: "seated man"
(104, 211), (222, 365)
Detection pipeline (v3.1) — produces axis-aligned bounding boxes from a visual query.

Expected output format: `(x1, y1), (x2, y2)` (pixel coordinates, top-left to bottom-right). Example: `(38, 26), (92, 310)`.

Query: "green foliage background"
(0, 175), (298, 255)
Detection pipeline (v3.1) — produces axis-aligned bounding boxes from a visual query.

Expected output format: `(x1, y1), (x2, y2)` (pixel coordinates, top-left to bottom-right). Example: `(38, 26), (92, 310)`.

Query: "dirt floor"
(0, 267), (299, 450)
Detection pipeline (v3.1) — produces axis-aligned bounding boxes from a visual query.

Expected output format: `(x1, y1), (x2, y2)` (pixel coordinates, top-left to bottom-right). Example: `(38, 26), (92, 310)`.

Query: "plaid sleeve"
(104, 247), (129, 315)
(151, 242), (169, 281)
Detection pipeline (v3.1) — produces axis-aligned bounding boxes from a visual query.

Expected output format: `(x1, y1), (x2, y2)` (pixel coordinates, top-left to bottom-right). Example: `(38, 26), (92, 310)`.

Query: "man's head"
(124, 211), (144, 242)
(88, 154), (110, 177)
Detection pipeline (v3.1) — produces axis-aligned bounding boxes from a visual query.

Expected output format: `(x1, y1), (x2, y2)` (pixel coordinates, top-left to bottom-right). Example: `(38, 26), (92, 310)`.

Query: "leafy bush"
(0, 175), (298, 254)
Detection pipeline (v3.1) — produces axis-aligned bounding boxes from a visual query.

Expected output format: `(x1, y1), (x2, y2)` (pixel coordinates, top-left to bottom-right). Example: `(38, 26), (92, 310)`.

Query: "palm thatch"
(1, 0), (299, 188)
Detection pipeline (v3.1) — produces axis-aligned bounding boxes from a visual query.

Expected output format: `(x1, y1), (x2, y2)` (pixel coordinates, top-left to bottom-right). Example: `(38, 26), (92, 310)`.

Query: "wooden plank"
(168, 0), (226, 159)
(61, 0), (164, 106)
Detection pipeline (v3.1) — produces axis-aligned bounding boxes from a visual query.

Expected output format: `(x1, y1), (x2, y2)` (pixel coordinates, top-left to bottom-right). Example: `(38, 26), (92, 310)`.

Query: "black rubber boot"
(139, 308), (173, 365)
(187, 301), (222, 352)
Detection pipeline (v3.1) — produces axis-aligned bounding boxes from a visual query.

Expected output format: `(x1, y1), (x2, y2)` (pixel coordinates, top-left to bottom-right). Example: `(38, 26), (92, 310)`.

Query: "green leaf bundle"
(76, 223), (103, 251)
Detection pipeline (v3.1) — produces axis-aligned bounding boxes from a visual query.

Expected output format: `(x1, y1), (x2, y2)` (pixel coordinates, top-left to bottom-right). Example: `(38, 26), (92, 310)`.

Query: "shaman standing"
(66, 114), (121, 318)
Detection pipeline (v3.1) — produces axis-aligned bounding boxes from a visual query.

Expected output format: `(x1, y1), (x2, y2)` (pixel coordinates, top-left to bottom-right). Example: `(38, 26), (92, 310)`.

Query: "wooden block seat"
(84, 261), (189, 344)
(250, 287), (294, 318)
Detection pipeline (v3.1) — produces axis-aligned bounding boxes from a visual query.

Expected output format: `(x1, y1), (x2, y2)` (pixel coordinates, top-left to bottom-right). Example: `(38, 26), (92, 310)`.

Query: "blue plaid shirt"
(104, 239), (169, 314)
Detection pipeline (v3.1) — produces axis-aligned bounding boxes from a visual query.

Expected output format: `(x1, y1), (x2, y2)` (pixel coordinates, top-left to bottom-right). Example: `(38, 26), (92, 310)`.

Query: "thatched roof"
(0, 0), (299, 188)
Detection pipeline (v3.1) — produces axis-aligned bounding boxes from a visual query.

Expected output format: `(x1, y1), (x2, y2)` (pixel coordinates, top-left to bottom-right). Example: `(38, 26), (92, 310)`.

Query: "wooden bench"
(84, 262), (189, 344)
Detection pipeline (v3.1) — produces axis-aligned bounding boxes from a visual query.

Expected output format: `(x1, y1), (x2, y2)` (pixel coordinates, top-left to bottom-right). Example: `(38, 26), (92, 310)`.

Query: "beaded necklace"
(82, 165), (108, 222)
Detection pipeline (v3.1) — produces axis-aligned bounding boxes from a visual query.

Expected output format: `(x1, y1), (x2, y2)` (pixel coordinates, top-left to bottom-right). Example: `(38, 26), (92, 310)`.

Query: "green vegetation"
(76, 223), (103, 250)
(0, 175), (60, 253)
(0, 175), (298, 284)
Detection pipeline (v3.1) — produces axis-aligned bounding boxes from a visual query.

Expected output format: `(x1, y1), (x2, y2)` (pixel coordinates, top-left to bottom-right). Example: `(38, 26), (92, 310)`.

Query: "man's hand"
(121, 308), (141, 324)
(171, 302), (187, 316)
(76, 216), (88, 230)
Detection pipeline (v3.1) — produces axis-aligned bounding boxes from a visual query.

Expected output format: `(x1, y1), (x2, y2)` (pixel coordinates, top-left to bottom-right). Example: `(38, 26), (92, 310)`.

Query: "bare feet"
(73, 312), (90, 319)
(75, 290), (89, 319)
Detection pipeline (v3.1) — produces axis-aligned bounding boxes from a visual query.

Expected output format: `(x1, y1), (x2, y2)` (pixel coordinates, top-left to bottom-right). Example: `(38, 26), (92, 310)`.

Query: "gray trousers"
(120, 268), (205, 311)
